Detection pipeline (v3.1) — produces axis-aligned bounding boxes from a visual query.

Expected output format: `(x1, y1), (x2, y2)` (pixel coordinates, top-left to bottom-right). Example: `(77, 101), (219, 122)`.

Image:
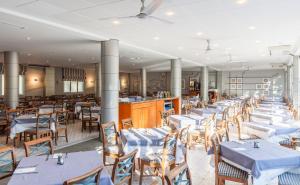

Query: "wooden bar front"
(119, 97), (180, 130)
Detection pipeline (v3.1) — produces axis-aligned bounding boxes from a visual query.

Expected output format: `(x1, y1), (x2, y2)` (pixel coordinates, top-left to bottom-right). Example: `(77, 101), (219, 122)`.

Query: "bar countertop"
(119, 97), (179, 104)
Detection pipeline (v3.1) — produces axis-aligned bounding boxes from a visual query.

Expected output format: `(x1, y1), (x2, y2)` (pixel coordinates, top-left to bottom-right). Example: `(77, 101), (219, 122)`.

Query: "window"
(19, 75), (25, 95)
(78, 81), (84, 92)
(63, 81), (84, 93)
(64, 81), (71, 93)
(0, 75), (24, 95)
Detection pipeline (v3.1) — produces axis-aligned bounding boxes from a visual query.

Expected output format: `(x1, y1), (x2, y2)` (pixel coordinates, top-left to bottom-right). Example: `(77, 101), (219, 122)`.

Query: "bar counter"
(119, 97), (180, 129)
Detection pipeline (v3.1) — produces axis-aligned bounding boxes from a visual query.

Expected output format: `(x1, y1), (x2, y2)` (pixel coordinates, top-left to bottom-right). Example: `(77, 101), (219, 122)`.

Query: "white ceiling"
(0, 0), (299, 72)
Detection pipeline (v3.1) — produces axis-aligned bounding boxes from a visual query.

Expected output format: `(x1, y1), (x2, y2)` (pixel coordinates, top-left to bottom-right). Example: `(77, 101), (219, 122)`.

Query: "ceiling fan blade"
(148, 16), (173, 24)
(98, 16), (136, 21)
(144, 0), (163, 15)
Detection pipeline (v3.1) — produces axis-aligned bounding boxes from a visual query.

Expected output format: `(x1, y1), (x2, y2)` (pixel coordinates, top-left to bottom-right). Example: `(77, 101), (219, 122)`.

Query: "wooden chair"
(278, 172), (300, 185)
(65, 101), (75, 124)
(184, 104), (193, 115)
(210, 133), (248, 185)
(5, 109), (21, 146)
(161, 110), (170, 127)
(53, 110), (69, 145)
(63, 166), (103, 185)
(112, 149), (137, 185)
(139, 133), (178, 185)
(121, 118), (134, 129)
(24, 137), (54, 157)
(165, 162), (192, 185)
(189, 115), (215, 151)
(24, 113), (53, 141)
(100, 121), (124, 166)
(179, 126), (190, 162)
(0, 146), (16, 179)
(81, 104), (100, 135)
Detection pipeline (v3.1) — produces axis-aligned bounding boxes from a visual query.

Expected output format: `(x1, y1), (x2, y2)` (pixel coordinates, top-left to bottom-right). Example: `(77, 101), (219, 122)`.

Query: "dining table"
(38, 105), (64, 114)
(7, 151), (113, 185)
(10, 114), (56, 139)
(120, 127), (185, 163)
(220, 139), (300, 185)
(169, 114), (206, 130)
(242, 121), (300, 139)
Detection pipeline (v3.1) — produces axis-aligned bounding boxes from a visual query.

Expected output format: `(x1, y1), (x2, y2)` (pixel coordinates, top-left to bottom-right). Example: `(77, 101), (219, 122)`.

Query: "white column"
(4, 51), (19, 108)
(96, 62), (101, 98)
(217, 71), (223, 100)
(101, 39), (119, 127)
(170, 58), (182, 98)
(201, 66), (209, 101)
(140, 68), (147, 97)
(293, 56), (300, 112)
(284, 68), (288, 97)
(45, 67), (56, 96)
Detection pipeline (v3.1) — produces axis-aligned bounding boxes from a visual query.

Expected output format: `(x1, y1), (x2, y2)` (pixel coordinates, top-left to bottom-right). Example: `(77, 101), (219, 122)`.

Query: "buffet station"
(119, 96), (180, 130)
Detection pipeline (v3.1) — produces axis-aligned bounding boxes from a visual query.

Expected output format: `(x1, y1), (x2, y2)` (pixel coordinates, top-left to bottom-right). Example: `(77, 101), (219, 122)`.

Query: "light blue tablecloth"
(8, 151), (113, 185)
(220, 140), (300, 179)
(169, 114), (206, 130)
(120, 128), (184, 163)
(10, 114), (56, 139)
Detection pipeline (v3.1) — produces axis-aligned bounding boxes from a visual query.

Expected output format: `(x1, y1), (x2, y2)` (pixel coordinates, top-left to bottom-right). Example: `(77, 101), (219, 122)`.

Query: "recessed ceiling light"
(196, 32), (203, 36)
(165, 11), (174, 16)
(255, 40), (261, 43)
(177, 46), (184, 50)
(236, 0), (248, 5)
(153, 36), (160, 40)
(112, 20), (120, 25)
(26, 36), (31, 40)
(248, 26), (256, 30)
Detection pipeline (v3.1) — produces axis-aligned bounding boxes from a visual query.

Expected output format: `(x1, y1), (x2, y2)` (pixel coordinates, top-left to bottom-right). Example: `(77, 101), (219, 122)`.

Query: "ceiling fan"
(98, 0), (173, 24)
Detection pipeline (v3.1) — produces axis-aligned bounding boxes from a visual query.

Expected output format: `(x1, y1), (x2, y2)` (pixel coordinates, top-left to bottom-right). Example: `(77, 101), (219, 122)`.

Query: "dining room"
(1, 0), (300, 185)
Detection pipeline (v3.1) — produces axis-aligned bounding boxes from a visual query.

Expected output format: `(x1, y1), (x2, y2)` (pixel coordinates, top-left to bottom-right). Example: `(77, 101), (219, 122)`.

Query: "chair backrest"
(179, 126), (190, 148)
(161, 110), (170, 126)
(112, 149), (137, 185)
(234, 114), (243, 140)
(24, 137), (54, 157)
(0, 146), (16, 179)
(210, 133), (221, 178)
(184, 104), (193, 115)
(179, 126), (189, 162)
(100, 121), (118, 146)
(63, 166), (103, 185)
(121, 118), (133, 129)
(161, 133), (178, 171)
(56, 110), (69, 125)
(165, 162), (192, 185)
(81, 104), (92, 120)
(35, 113), (52, 133)
(6, 109), (20, 123)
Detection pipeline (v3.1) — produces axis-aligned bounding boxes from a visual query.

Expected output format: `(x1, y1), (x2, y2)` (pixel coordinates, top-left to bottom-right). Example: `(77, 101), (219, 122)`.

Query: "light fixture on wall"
(34, 78), (38, 82)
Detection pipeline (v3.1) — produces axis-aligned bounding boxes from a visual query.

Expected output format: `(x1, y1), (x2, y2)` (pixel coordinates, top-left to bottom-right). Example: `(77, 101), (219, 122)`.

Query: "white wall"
(221, 69), (285, 97)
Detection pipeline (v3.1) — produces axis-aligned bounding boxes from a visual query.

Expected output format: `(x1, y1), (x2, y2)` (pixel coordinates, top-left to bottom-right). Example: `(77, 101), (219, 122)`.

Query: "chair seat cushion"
(141, 153), (175, 164)
(279, 172), (300, 185)
(82, 116), (98, 121)
(279, 139), (292, 146)
(218, 162), (248, 180)
(25, 127), (51, 133)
